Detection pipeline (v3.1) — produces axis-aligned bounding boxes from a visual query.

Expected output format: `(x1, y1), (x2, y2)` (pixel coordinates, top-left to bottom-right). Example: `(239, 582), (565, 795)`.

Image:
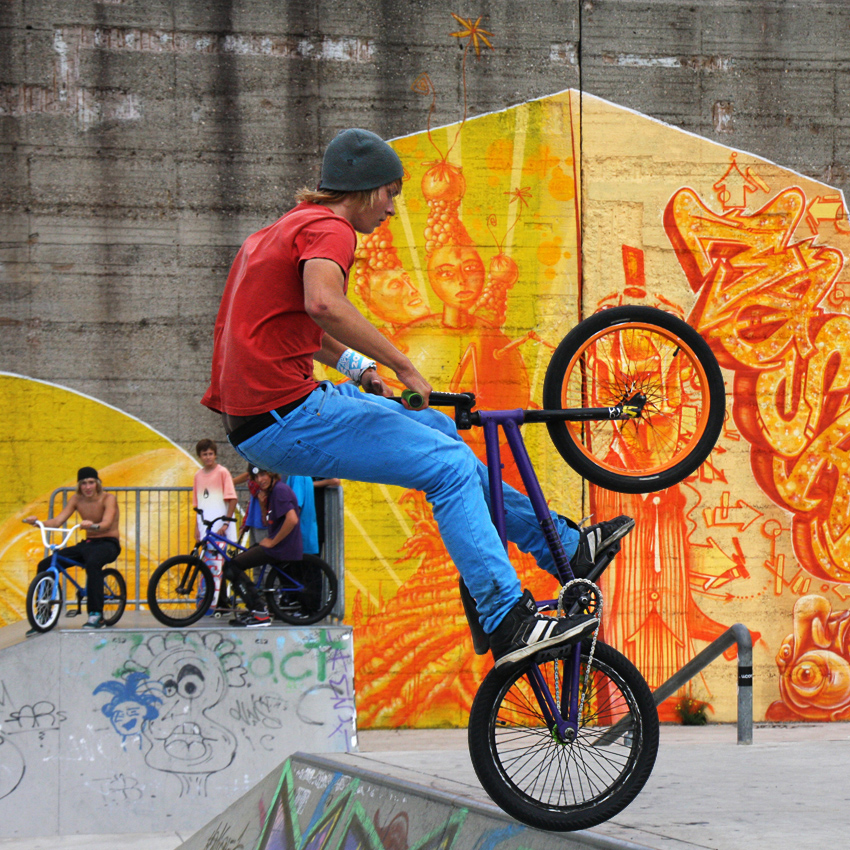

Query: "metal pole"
(651, 623), (753, 744)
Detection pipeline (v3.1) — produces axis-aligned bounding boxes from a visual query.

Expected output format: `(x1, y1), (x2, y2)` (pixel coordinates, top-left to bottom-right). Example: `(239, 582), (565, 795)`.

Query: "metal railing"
(651, 623), (753, 744)
(47, 485), (345, 620)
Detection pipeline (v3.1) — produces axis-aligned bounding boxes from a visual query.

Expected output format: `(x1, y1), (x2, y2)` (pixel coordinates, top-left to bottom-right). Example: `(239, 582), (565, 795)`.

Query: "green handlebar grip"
(401, 389), (425, 409)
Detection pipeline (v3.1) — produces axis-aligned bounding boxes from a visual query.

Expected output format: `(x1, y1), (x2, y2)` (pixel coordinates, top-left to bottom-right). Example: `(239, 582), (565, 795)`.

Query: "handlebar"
(395, 390), (478, 429)
(25, 520), (81, 550)
(393, 387), (646, 430)
(193, 508), (236, 529)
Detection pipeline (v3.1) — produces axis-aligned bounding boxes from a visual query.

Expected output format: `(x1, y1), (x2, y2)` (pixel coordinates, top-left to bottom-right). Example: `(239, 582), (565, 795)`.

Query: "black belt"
(227, 393), (311, 447)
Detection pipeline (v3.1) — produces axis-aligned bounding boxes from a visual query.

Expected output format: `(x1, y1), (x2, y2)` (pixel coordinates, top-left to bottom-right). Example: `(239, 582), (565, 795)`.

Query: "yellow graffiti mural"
(334, 89), (585, 726)
(0, 373), (198, 624)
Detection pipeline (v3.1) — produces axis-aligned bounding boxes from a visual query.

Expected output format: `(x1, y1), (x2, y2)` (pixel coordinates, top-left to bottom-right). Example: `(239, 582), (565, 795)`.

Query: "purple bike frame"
(480, 408), (582, 737)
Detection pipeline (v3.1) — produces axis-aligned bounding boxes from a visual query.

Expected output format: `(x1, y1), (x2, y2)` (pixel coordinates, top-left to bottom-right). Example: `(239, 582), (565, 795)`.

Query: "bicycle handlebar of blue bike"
(193, 508), (235, 527)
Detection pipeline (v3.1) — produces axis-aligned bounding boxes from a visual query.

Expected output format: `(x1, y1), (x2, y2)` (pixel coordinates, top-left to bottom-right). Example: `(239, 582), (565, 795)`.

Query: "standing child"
(192, 439), (237, 609)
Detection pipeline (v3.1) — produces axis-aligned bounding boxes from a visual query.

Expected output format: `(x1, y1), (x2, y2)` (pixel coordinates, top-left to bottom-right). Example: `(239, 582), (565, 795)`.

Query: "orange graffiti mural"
(767, 595), (850, 721)
(664, 185), (850, 584)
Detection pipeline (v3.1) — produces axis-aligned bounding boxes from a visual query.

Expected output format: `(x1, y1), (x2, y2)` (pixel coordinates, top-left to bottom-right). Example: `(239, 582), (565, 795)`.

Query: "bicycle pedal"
(65, 610), (80, 618)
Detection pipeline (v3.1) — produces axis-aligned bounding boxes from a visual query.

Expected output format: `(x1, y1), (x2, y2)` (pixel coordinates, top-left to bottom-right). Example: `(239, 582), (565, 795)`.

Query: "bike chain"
(555, 578), (603, 728)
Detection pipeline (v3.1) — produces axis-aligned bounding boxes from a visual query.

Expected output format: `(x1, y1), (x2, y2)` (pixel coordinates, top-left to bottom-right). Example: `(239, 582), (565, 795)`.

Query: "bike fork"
(526, 646), (582, 741)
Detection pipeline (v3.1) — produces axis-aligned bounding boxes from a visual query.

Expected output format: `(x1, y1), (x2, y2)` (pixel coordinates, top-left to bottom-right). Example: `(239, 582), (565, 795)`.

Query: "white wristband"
(336, 349), (377, 386)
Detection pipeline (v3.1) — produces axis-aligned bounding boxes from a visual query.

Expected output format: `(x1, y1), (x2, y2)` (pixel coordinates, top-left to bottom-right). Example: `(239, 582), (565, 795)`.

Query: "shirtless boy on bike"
(202, 128), (633, 666)
(24, 466), (121, 630)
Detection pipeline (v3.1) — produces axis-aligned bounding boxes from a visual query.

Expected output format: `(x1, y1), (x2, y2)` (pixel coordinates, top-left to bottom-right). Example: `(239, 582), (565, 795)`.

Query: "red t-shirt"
(202, 203), (357, 416)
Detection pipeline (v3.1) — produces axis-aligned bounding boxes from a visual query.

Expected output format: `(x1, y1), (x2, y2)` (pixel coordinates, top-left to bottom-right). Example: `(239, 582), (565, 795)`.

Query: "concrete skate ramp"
(179, 752), (652, 850)
(0, 618), (355, 838)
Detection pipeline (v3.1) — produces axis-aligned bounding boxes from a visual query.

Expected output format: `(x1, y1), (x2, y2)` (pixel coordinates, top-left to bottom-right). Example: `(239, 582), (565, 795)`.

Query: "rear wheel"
(468, 640), (659, 831)
(543, 306), (725, 493)
(147, 556), (214, 627)
(264, 555), (338, 625)
(101, 568), (127, 626)
(26, 572), (63, 633)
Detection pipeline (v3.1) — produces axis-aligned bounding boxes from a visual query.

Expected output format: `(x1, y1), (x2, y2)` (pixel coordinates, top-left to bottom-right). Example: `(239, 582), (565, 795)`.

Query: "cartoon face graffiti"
(94, 672), (161, 745)
(129, 633), (245, 794)
(767, 595), (850, 722)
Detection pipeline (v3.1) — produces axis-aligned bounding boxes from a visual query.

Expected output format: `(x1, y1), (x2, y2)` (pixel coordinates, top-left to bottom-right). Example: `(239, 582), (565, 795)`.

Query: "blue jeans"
(229, 382), (579, 632)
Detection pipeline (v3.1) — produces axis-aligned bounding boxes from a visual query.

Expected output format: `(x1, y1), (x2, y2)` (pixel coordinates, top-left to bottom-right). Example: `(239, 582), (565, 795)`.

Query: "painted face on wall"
(142, 642), (236, 785)
(109, 700), (148, 736)
(427, 245), (485, 311)
(364, 268), (429, 325)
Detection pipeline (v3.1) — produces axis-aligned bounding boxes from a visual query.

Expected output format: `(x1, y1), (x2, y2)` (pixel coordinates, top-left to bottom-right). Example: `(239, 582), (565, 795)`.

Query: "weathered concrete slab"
(0, 624), (355, 838)
(179, 752), (649, 850)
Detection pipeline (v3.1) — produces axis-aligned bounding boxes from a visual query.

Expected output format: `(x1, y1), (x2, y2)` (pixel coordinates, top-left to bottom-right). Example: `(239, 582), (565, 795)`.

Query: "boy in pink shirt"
(192, 438), (237, 607)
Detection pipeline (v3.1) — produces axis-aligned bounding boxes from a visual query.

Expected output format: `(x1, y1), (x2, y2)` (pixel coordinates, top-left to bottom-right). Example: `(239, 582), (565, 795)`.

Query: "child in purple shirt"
(224, 467), (303, 628)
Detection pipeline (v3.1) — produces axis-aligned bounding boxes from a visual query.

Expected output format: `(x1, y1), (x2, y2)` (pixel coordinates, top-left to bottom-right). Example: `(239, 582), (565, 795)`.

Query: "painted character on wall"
(128, 632), (246, 796)
(766, 595), (850, 721)
(94, 671), (162, 749)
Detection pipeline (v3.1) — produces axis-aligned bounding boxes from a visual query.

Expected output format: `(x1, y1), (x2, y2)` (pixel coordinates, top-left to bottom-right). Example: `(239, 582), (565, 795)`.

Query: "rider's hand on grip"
(401, 389), (426, 410)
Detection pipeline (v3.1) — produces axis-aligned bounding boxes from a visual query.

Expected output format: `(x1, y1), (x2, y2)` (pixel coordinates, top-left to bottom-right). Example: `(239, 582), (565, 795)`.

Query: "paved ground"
(2, 722), (847, 849)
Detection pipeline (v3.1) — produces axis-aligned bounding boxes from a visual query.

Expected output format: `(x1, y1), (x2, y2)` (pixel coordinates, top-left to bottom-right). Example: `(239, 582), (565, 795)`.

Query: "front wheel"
(264, 555), (338, 625)
(26, 572), (63, 633)
(468, 639), (659, 832)
(543, 305), (725, 493)
(147, 556), (214, 627)
(101, 568), (127, 626)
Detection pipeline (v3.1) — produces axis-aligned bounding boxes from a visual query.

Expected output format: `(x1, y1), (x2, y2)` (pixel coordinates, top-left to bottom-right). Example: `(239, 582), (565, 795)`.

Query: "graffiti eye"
(791, 660), (826, 695)
(162, 679), (178, 697)
(177, 676), (205, 700)
(176, 663), (206, 700)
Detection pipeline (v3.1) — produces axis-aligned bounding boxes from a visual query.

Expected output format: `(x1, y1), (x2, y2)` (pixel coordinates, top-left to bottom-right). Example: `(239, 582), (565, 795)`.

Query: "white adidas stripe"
(528, 620), (552, 642)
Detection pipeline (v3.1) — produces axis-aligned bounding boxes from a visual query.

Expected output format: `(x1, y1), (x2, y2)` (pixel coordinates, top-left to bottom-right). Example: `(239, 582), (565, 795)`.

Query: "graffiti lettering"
(666, 186), (850, 583)
(5, 701), (65, 731)
(202, 820), (249, 850)
(228, 694), (285, 729)
(95, 773), (144, 802)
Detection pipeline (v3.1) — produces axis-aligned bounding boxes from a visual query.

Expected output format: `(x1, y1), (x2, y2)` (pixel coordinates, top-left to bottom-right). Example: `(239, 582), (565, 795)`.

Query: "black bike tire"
(542, 305), (725, 493)
(147, 555), (215, 627)
(26, 573), (63, 633)
(101, 568), (127, 626)
(264, 554), (338, 625)
(468, 639), (659, 832)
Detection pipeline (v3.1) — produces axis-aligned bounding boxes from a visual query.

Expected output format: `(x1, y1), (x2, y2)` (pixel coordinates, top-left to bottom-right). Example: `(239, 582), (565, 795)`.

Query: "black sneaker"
(231, 611), (271, 629)
(570, 515), (635, 578)
(488, 590), (598, 668)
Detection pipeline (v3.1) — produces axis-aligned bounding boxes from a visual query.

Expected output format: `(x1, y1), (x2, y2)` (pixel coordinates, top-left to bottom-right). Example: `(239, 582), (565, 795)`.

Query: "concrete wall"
(2, 0), (848, 461)
(0, 624), (354, 837)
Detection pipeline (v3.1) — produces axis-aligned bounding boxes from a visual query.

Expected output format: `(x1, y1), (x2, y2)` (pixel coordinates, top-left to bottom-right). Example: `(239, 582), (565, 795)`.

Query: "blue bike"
(146, 510), (338, 627)
(25, 521), (127, 633)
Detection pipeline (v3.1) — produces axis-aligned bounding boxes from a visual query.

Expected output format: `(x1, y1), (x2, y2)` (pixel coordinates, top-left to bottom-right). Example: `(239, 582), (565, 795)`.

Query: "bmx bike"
(146, 510), (338, 627)
(405, 305), (724, 831)
(24, 521), (127, 633)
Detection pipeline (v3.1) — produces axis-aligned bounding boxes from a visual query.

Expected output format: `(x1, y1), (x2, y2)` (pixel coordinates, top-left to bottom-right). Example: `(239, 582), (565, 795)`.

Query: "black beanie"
(319, 129), (404, 192)
(77, 466), (99, 481)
